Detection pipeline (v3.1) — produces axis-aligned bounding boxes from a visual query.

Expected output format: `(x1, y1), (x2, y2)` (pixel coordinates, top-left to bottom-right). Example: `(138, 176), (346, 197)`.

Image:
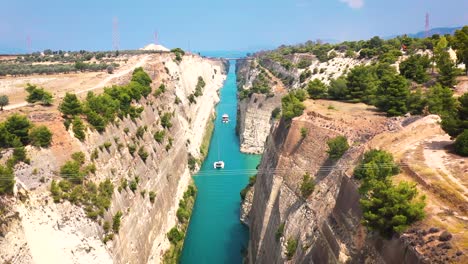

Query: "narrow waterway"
(180, 55), (261, 264)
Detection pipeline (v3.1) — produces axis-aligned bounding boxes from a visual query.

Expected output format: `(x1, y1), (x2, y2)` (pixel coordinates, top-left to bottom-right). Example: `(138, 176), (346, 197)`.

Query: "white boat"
(222, 114), (229, 123)
(213, 161), (225, 169)
(213, 136), (225, 169)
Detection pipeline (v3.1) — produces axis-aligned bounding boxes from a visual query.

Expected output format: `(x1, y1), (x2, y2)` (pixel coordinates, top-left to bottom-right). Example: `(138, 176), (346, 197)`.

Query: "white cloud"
(340, 0), (364, 9)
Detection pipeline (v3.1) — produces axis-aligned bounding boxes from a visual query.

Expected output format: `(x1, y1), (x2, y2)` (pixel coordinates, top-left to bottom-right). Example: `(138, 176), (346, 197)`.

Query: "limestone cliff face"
(236, 52), (369, 155)
(246, 106), (438, 264)
(0, 53), (227, 264)
(236, 59), (282, 154)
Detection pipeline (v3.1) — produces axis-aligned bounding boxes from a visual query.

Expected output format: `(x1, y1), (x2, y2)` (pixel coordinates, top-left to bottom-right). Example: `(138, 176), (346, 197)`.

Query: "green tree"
(5, 114), (32, 145)
(328, 77), (348, 100)
(25, 84), (53, 106)
(360, 180), (426, 238)
(29, 125), (53, 147)
(60, 161), (84, 184)
(281, 92), (305, 121)
(437, 50), (458, 87)
(0, 165), (14, 195)
(454, 130), (468, 156)
(161, 113), (173, 129)
(0, 95), (9, 110)
(375, 74), (410, 116)
(300, 172), (315, 198)
(72, 116), (86, 141)
(345, 65), (378, 104)
(441, 93), (468, 138)
(112, 211), (123, 233)
(59, 93), (82, 117)
(285, 237), (298, 260)
(306, 79), (327, 99)
(427, 84), (457, 116)
(131, 67), (152, 87)
(406, 89), (428, 115)
(452, 26), (468, 75)
(327, 136), (349, 160)
(399, 54), (430, 83)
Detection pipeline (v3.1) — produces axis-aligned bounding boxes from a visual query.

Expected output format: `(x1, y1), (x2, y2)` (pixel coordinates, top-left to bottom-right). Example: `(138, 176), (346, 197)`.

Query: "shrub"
(107, 65), (114, 74)
(59, 93), (82, 117)
(0, 95), (9, 110)
(281, 93), (305, 121)
(138, 147), (149, 162)
(136, 126), (145, 138)
(454, 130), (468, 156)
(300, 172), (315, 198)
(307, 79), (327, 99)
(300, 127), (308, 138)
(285, 237), (298, 260)
(240, 175), (256, 200)
(112, 211), (123, 233)
(71, 151), (86, 165)
(271, 107), (281, 119)
(327, 136), (349, 160)
(154, 130), (165, 143)
(60, 160), (84, 184)
(275, 222), (285, 241)
(4, 114), (32, 145)
(72, 117), (86, 141)
(25, 84), (53, 106)
(0, 165), (14, 195)
(128, 144), (136, 156)
(29, 125), (53, 147)
(167, 227), (184, 243)
(161, 113), (172, 128)
(129, 180), (137, 193)
(297, 59), (312, 69)
(149, 191), (156, 203)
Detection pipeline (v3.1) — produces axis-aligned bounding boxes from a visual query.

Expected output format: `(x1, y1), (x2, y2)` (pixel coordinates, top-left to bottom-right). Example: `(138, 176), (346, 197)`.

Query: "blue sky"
(0, 0), (467, 53)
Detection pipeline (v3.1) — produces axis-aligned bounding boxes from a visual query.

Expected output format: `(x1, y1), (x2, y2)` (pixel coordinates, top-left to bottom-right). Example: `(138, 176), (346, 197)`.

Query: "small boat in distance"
(222, 114), (229, 123)
(213, 161), (225, 169)
(213, 136), (224, 169)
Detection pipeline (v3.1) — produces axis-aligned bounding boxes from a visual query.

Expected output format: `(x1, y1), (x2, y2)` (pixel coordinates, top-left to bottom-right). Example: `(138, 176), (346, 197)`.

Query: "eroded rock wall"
(0, 53), (227, 264)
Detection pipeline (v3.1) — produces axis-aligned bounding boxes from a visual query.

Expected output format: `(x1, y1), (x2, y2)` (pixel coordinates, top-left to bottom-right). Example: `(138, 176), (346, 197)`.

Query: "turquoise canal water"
(180, 55), (261, 264)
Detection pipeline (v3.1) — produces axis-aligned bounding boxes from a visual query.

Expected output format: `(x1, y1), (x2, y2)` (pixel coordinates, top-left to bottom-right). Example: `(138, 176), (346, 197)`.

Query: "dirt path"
(2, 55), (150, 110)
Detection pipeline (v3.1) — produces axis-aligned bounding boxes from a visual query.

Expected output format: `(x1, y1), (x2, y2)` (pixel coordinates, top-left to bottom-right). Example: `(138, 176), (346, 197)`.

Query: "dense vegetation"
(355, 150), (426, 238)
(0, 61), (118, 76)
(163, 184), (197, 264)
(239, 67), (272, 99)
(327, 136), (349, 160)
(58, 67), (152, 136)
(0, 114), (54, 194)
(281, 90), (306, 121)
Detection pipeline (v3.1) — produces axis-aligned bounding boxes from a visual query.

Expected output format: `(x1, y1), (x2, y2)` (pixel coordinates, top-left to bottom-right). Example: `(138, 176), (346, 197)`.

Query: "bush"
(112, 211), (123, 233)
(275, 223), (285, 241)
(29, 125), (53, 147)
(281, 92), (305, 121)
(327, 136), (349, 160)
(161, 113), (172, 128)
(59, 93), (82, 117)
(300, 127), (308, 138)
(454, 130), (468, 156)
(149, 191), (156, 203)
(60, 161), (84, 184)
(71, 151), (86, 165)
(285, 237), (298, 260)
(297, 59), (312, 69)
(4, 114), (32, 145)
(138, 147), (149, 162)
(240, 175), (256, 200)
(300, 172), (315, 198)
(271, 107), (281, 119)
(0, 95), (9, 110)
(72, 117), (86, 141)
(25, 84), (53, 105)
(107, 66), (114, 74)
(167, 227), (184, 243)
(0, 165), (14, 195)
(307, 79), (327, 99)
(154, 130), (165, 143)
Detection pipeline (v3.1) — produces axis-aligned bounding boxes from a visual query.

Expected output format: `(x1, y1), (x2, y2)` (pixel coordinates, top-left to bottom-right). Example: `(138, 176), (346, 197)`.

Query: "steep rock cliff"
(0, 53), (227, 264)
(246, 100), (464, 264)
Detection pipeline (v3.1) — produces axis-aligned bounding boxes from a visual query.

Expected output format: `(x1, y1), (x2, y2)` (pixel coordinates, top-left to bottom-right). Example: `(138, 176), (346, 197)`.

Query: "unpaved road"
(3, 55), (150, 111)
